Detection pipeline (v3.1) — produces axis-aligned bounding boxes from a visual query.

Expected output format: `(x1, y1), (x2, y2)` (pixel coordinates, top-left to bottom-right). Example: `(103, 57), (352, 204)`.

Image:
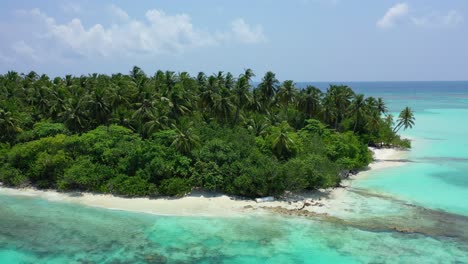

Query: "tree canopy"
(0, 68), (412, 197)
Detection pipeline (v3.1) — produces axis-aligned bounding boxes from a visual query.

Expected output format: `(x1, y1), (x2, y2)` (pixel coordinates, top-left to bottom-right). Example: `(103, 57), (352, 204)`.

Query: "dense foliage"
(0, 68), (414, 197)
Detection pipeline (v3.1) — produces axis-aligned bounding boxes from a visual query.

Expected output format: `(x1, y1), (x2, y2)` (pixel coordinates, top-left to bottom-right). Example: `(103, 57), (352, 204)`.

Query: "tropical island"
(0, 68), (415, 198)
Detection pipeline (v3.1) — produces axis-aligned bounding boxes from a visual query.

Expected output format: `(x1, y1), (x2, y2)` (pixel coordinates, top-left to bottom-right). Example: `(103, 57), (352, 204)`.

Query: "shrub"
(0, 165), (29, 187)
(106, 175), (158, 197)
(58, 157), (114, 192)
(158, 177), (191, 197)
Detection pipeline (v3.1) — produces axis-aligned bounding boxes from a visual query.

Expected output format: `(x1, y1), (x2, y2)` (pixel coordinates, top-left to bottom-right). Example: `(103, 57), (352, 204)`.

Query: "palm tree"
(0, 109), (22, 142)
(350, 94), (366, 133)
(258, 71), (279, 106)
(87, 86), (111, 126)
(164, 83), (192, 120)
(143, 111), (170, 137)
(322, 94), (338, 129)
(324, 85), (353, 130)
(246, 115), (270, 136)
(298, 86), (322, 119)
(62, 98), (88, 133)
(243, 68), (255, 83)
(49, 84), (68, 120)
(393, 107), (415, 133)
(171, 122), (199, 155)
(130, 66), (148, 100)
(232, 76), (252, 125)
(277, 80), (296, 115)
(377, 97), (387, 115)
(212, 90), (234, 123)
(133, 98), (157, 128)
(225, 72), (235, 90)
(200, 76), (215, 108)
(384, 114), (394, 127)
(365, 97), (378, 115)
(215, 71), (225, 89)
(271, 122), (295, 159)
(196, 72), (207, 87)
(164, 71), (177, 96)
(3, 71), (21, 99)
(366, 111), (382, 145)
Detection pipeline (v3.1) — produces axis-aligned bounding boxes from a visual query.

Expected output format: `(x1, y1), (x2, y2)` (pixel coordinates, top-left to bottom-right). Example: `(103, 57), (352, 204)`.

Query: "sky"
(0, 0), (467, 81)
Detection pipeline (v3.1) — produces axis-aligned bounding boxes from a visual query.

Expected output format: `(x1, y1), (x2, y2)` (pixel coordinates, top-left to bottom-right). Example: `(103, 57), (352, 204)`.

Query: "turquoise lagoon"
(1, 82), (468, 263)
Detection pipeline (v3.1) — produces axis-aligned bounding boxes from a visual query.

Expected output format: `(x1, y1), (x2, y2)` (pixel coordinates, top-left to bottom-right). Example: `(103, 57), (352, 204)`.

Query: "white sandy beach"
(0, 147), (408, 218)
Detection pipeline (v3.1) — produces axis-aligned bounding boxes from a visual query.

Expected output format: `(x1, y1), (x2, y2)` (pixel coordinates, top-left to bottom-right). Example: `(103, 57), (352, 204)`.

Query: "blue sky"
(0, 0), (467, 81)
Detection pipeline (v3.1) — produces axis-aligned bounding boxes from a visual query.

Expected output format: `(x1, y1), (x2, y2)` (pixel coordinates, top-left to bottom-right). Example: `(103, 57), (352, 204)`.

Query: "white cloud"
(377, 3), (409, 29)
(412, 10), (463, 28)
(231, 18), (267, 44)
(377, 3), (463, 29)
(11, 40), (38, 60)
(13, 8), (266, 59)
(109, 4), (129, 21)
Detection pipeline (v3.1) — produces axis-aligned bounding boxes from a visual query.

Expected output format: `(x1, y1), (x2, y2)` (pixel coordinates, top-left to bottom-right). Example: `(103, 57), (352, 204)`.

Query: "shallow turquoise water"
(1, 85), (468, 263)
(0, 194), (467, 263)
(356, 108), (468, 216)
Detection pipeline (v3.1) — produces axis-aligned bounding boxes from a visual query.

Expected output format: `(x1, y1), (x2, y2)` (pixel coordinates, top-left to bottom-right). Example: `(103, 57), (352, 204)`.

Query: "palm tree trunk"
(233, 106), (240, 126)
(393, 124), (402, 133)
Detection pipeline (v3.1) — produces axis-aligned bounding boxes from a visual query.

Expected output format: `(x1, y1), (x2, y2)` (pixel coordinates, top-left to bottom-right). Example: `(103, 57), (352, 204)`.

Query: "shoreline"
(0, 147), (408, 218)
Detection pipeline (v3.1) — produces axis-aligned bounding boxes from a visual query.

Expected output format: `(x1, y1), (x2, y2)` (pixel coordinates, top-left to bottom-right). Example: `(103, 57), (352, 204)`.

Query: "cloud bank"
(6, 6), (267, 61)
(377, 3), (409, 28)
(377, 3), (464, 29)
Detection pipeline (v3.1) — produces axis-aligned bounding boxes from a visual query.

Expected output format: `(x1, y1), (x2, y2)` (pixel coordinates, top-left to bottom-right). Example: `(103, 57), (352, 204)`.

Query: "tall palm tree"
(322, 94), (338, 129)
(200, 76), (219, 117)
(133, 99), (157, 126)
(0, 109), (22, 143)
(213, 90), (234, 123)
(225, 72), (235, 90)
(130, 66), (148, 100)
(350, 94), (366, 133)
(298, 86), (322, 119)
(28, 85), (51, 119)
(365, 97), (378, 115)
(62, 98), (88, 133)
(384, 114), (394, 127)
(49, 84), (68, 120)
(164, 71), (177, 96)
(324, 85), (353, 130)
(171, 122), (199, 155)
(143, 111), (170, 137)
(233, 76), (252, 125)
(246, 115), (270, 136)
(377, 97), (387, 115)
(394, 107), (415, 133)
(277, 80), (296, 115)
(3, 71), (21, 99)
(87, 86), (111, 126)
(271, 122), (295, 159)
(243, 68), (255, 83)
(258, 71), (279, 105)
(164, 83), (191, 119)
(196, 72), (207, 87)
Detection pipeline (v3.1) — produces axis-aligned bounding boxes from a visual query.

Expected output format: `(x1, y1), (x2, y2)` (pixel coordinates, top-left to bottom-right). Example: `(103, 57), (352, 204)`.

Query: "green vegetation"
(0, 68), (413, 197)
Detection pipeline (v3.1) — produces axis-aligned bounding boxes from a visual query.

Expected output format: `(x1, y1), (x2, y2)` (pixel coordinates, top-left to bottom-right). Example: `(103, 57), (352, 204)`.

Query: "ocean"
(1, 81), (468, 263)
